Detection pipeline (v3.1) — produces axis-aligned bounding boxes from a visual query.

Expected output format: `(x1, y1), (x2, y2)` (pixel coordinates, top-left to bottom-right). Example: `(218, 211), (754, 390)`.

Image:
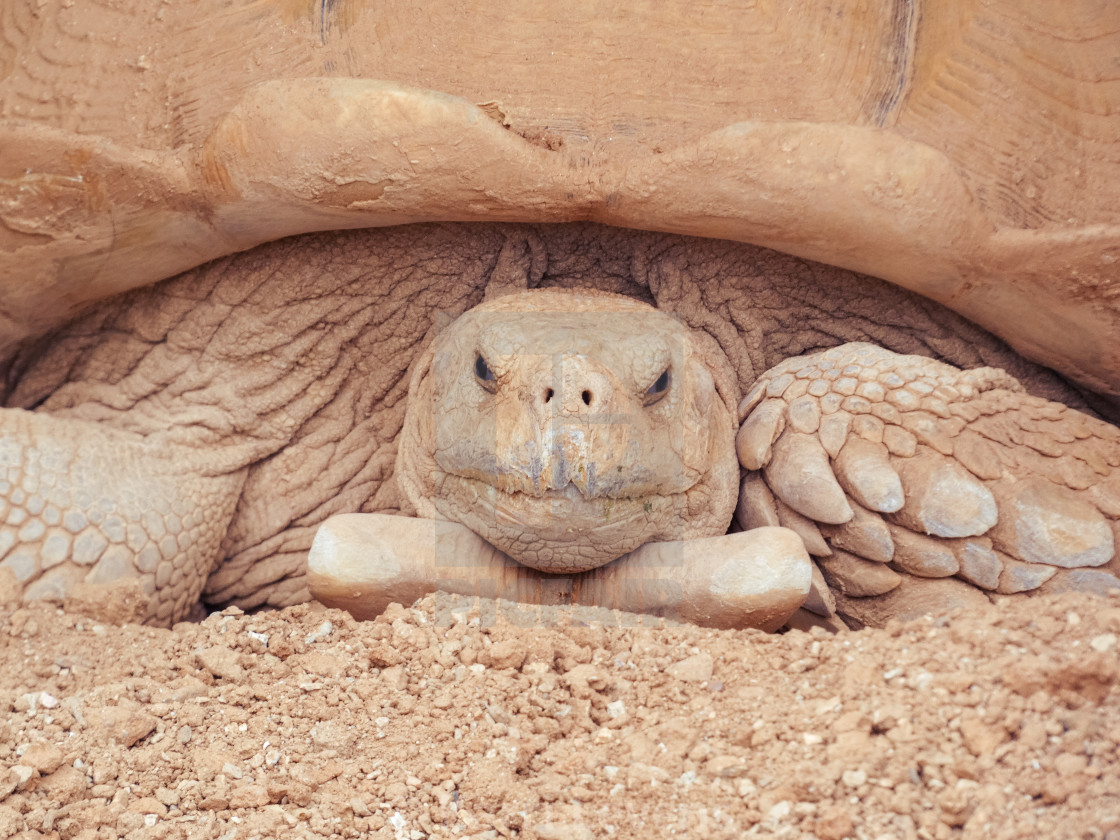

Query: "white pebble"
(1090, 633), (1117, 652)
(911, 672), (934, 690)
(768, 801), (792, 820)
(221, 762), (244, 780)
(304, 620), (333, 644)
(247, 630), (269, 646)
(842, 769), (868, 787)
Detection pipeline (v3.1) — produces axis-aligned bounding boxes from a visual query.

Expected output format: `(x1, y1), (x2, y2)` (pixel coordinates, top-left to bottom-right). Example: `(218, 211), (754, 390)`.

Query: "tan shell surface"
(1, 0), (1119, 397)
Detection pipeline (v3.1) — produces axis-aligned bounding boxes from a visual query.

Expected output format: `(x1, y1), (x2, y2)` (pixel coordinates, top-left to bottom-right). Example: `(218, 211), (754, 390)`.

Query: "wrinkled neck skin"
(397, 288), (741, 573)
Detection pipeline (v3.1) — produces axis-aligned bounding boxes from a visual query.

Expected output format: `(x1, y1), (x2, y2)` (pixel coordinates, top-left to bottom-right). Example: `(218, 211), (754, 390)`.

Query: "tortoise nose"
(530, 356), (613, 416)
(559, 370), (612, 416)
(540, 385), (597, 408)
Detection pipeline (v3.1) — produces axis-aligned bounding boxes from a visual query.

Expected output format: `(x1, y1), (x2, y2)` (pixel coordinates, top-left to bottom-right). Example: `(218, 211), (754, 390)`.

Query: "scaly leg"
(737, 343), (1120, 626)
(0, 409), (244, 624)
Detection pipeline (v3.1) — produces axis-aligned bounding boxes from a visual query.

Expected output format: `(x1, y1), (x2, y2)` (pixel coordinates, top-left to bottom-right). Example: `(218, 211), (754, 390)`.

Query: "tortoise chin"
(434, 475), (673, 573)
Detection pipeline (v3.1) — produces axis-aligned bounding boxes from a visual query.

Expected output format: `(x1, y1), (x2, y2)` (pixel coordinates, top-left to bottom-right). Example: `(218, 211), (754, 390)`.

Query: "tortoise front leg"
(0, 408), (245, 625)
(308, 514), (811, 631)
(738, 342), (1120, 626)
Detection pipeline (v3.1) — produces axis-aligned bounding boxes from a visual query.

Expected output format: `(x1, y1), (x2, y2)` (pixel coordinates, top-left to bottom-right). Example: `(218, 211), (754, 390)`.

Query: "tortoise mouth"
(435, 473), (668, 572)
(462, 475), (658, 530)
(446, 466), (673, 502)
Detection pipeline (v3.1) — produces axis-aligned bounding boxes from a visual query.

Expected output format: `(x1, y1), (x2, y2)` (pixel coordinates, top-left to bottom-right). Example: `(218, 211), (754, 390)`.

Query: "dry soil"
(1, 590), (1119, 840)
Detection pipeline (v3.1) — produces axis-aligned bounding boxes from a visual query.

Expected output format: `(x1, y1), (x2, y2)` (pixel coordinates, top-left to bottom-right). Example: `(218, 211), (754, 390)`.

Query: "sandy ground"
(1, 590), (1118, 840)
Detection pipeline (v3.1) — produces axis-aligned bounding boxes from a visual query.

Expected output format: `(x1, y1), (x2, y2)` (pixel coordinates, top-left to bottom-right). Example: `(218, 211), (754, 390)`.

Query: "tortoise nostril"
(582, 390), (591, 405)
(545, 388), (554, 403)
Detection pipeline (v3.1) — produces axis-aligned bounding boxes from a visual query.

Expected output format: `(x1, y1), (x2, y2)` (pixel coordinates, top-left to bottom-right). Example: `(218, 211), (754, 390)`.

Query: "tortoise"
(0, 0), (1118, 627)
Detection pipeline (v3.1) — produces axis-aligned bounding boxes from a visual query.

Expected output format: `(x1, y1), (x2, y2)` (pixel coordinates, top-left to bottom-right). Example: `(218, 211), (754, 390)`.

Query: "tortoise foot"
(738, 342), (1120, 625)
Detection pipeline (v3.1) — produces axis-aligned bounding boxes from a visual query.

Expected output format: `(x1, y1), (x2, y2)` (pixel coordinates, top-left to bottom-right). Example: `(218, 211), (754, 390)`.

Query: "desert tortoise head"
(396, 288), (740, 572)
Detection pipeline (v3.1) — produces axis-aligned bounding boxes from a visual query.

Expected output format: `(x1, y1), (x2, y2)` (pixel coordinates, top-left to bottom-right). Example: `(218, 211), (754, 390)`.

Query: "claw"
(888, 526), (959, 577)
(996, 554), (1058, 594)
(823, 503), (893, 563)
(803, 561), (836, 617)
(954, 538), (1002, 590)
(1037, 568), (1120, 597)
(736, 399), (786, 470)
(834, 438), (903, 513)
(735, 472), (780, 530)
(774, 498), (831, 556)
(765, 431), (852, 525)
(737, 380), (767, 420)
(891, 450), (997, 538)
(989, 477), (1114, 568)
(818, 549), (901, 597)
(836, 576), (991, 627)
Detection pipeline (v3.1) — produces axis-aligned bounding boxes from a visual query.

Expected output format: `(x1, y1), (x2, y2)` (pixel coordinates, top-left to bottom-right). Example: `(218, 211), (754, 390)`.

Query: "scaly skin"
(0, 223), (1114, 625)
(0, 409), (243, 624)
(737, 344), (1120, 627)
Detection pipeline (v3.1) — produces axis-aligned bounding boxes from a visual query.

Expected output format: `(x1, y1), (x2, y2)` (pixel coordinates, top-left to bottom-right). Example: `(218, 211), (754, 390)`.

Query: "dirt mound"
(1, 591), (1118, 840)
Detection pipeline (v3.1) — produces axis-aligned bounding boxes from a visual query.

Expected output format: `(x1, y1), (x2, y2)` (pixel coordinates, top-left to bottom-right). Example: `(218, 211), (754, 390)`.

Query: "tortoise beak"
(491, 354), (645, 498)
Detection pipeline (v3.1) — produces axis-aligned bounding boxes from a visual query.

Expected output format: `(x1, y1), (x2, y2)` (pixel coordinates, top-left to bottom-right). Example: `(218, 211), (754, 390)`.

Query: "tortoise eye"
(474, 354), (497, 391)
(644, 368), (670, 405)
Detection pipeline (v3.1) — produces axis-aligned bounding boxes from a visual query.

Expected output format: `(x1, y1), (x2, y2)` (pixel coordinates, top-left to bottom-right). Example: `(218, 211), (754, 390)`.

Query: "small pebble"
(247, 630), (269, 646)
(305, 620), (334, 644)
(20, 743), (63, 774)
(666, 653), (714, 683)
(768, 800), (792, 820)
(1090, 633), (1117, 652)
(12, 766), (36, 789)
(195, 646), (244, 681)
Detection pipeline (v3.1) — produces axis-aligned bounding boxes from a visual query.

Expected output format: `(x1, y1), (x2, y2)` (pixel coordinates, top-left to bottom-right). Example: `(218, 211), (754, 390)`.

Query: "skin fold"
(0, 223), (1114, 625)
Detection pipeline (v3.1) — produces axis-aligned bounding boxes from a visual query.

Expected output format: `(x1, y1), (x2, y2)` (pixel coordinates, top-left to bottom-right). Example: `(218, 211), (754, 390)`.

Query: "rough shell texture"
(1, 0), (1118, 401)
